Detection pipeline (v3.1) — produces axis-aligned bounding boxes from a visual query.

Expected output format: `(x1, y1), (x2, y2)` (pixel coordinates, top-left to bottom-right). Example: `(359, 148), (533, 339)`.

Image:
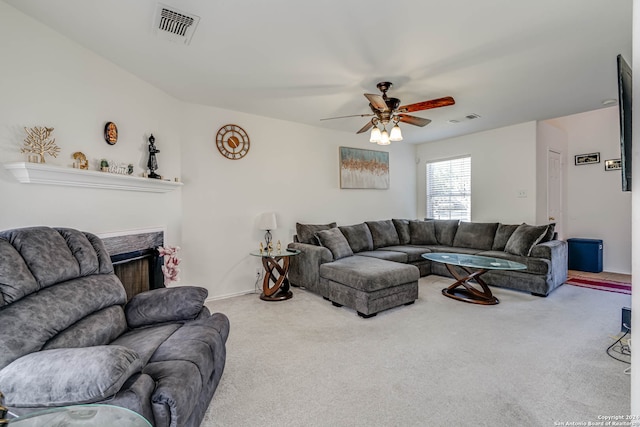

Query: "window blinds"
(426, 156), (471, 221)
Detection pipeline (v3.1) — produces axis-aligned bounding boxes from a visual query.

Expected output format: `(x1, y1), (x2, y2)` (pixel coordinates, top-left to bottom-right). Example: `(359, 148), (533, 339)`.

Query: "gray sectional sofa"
(0, 226), (229, 427)
(288, 219), (568, 317)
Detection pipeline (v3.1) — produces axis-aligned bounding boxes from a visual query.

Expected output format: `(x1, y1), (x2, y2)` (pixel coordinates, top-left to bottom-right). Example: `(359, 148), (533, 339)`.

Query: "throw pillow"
(339, 223), (374, 253)
(504, 223), (549, 256)
(315, 228), (354, 260)
(392, 219), (411, 245)
(0, 346), (143, 407)
(409, 220), (438, 245)
(492, 224), (520, 251)
(452, 222), (499, 250)
(365, 220), (401, 249)
(539, 223), (556, 243)
(296, 222), (337, 245)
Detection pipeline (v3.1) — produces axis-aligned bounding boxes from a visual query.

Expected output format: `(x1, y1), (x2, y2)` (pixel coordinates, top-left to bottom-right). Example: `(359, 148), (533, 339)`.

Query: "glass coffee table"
(422, 253), (527, 305)
(6, 404), (151, 426)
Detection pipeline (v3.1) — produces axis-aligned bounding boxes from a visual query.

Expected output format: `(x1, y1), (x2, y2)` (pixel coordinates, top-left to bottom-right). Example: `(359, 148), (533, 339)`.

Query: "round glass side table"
(250, 249), (300, 301)
(7, 404), (151, 426)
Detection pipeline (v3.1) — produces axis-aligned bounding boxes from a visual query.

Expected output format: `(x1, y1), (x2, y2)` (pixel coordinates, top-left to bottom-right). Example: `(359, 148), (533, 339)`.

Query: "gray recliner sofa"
(288, 219), (568, 317)
(0, 226), (229, 427)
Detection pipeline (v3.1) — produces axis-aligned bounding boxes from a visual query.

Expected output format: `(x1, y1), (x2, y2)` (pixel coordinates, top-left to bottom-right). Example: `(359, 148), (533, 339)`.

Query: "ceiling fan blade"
(399, 96), (455, 113)
(356, 120), (374, 134)
(320, 113), (374, 121)
(398, 114), (432, 127)
(364, 93), (388, 111)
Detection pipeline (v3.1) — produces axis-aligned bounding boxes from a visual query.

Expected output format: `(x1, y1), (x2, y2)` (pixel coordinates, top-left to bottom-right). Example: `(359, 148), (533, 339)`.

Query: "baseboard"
(206, 289), (256, 302)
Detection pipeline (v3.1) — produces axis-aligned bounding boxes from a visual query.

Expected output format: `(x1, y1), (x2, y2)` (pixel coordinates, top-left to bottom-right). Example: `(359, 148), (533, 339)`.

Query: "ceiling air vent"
(154, 3), (200, 45)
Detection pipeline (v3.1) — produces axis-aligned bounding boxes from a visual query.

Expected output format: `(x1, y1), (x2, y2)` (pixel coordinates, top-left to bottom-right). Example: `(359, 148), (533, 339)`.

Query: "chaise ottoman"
(319, 255), (420, 318)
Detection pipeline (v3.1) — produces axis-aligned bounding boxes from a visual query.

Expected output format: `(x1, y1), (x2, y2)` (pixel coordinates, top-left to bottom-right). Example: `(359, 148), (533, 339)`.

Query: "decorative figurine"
(100, 159), (109, 172)
(72, 152), (89, 169)
(104, 122), (118, 145)
(277, 240), (282, 253)
(267, 241), (273, 253)
(259, 242), (264, 253)
(147, 134), (161, 179)
(21, 126), (60, 163)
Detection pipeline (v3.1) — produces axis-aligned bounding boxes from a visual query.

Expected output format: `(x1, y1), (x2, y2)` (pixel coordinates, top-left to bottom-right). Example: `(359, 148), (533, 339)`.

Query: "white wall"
(0, 2), (183, 244)
(547, 107), (631, 274)
(181, 103), (417, 298)
(416, 122), (538, 224)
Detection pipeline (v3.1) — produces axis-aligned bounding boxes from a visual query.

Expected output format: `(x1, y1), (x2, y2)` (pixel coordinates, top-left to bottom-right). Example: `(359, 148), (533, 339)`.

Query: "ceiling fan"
(321, 82), (455, 144)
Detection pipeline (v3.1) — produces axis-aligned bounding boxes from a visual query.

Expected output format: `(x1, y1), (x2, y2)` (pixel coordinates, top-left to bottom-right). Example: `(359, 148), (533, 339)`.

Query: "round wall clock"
(215, 124), (250, 160)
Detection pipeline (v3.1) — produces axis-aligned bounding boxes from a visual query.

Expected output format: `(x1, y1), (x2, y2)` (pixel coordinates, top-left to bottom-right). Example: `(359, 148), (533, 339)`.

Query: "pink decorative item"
(158, 246), (181, 284)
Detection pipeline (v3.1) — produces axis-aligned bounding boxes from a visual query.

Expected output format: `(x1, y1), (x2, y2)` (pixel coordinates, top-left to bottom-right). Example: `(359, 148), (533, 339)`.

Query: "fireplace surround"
(99, 228), (165, 299)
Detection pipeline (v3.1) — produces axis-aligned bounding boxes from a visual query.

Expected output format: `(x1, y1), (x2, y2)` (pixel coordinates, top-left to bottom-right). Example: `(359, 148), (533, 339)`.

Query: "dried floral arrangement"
(158, 246), (181, 284)
(21, 126), (60, 163)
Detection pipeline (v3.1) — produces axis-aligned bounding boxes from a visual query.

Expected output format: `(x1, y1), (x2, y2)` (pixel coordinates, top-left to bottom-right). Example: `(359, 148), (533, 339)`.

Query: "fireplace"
(99, 229), (165, 300)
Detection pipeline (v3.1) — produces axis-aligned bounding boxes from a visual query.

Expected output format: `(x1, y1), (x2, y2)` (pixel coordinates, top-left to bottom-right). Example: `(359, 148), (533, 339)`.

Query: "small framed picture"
(104, 122), (118, 145)
(605, 158), (621, 171)
(574, 152), (600, 165)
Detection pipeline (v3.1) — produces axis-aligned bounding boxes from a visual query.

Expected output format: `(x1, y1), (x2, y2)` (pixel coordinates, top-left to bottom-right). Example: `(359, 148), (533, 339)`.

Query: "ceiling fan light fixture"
(370, 126), (381, 143)
(378, 129), (390, 145)
(390, 124), (403, 141)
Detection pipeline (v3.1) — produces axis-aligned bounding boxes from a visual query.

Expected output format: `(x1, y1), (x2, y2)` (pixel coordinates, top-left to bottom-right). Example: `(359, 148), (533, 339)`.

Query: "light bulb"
(390, 124), (403, 141)
(370, 126), (381, 143)
(378, 129), (390, 145)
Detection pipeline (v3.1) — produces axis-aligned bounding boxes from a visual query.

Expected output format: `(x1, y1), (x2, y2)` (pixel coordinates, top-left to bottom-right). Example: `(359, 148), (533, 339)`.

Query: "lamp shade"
(378, 129), (390, 145)
(258, 212), (277, 230)
(369, 127), (381, 143)
(389, 124), (403, 141)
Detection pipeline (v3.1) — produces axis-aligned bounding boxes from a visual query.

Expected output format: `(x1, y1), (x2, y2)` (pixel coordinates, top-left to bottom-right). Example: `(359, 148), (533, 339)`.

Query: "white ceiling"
(4, 0), (632, 144)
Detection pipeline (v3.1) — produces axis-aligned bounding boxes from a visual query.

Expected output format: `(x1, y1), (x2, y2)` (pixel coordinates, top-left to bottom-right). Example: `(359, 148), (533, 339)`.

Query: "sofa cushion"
(431, 220), (459, 246)
(409, 220), (438, 245)
(392, 219), (411, 245)
(365, 220), (400, 249)
(504, 224), (549, 256)
(356, 250), (408, 263)
(452, 222), (499, 250)
(492, 224), (520, 251)
(477, 251), (551, 275)
(315, 228), (354, 260)
(339, 223), (374, 253)
(0, 345), (143, 407)
(296, 222), (337, 245)
(320, 256), (419, 292)
(125, 286), (208, 328)
(384, 245), (432, 263)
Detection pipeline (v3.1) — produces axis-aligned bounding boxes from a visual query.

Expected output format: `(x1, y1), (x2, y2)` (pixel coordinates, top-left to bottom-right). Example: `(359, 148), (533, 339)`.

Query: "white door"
(547, 150), (563, 238)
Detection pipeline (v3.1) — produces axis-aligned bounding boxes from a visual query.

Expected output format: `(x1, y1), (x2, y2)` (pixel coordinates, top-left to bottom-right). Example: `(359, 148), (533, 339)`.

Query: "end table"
(250, 249), (300, 301)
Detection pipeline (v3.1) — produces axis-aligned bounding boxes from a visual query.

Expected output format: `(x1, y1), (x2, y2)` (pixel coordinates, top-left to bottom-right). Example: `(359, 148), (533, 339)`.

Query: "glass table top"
(250, 248), (300, 258)
(422, 253), (527, 270)
(8, 404), (151, 426)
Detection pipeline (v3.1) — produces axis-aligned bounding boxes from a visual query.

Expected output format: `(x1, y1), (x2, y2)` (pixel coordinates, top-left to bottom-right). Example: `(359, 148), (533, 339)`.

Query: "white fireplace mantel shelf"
(3, 162), (183, 193)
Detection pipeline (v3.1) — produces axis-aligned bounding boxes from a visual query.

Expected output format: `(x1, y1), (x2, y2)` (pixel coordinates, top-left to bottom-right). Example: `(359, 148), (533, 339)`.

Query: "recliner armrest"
(125, 286), (208, 328)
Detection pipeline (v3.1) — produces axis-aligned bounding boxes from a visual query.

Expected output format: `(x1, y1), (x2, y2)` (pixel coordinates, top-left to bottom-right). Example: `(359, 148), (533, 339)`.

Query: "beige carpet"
(202, 275), (631, 427)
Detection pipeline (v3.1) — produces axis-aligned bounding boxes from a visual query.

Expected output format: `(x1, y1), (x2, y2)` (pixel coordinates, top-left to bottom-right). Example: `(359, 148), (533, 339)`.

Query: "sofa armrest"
(287, 242), (333, 290)
(530, 239), (568, 285)
(530, 239), (566, 260)
(0, 346), (142, 407)
(125, 286), (208, 328)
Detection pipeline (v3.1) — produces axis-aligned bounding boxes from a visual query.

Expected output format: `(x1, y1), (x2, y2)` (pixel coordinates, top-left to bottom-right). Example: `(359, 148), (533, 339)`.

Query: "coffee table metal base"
(441, 264), (499, 305)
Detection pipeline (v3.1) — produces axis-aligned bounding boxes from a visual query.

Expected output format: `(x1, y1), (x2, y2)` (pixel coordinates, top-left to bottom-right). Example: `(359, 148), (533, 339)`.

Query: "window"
(426, 156), (471, 221)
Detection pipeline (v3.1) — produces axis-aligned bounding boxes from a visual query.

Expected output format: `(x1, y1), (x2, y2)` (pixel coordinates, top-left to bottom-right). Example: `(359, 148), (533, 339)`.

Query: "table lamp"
(258, 212), (277, 248)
